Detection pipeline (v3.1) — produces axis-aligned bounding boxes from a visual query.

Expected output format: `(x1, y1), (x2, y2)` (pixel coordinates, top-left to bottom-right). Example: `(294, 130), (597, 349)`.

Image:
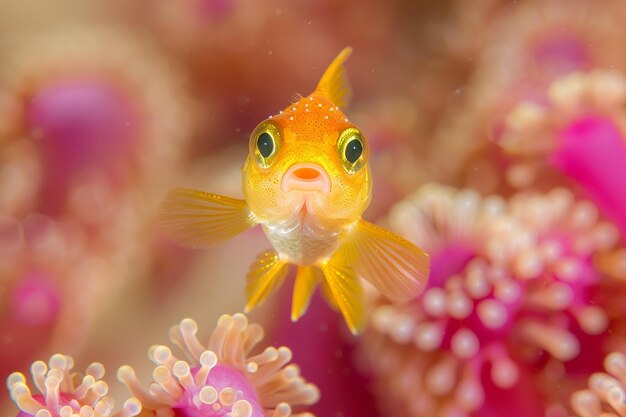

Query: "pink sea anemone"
(0, 25), (197, 365)
(359, 184), (531, 416)
(0, 26), (194, 215)
(118, 314), (319, 417)
(429, 0), (626, 194)
(0, 214), (67, 381)
(7, 354), (141, 417)
(571, 352), (626, 417)
(357, 184), (624, 416)
(495, 70), (626, 238)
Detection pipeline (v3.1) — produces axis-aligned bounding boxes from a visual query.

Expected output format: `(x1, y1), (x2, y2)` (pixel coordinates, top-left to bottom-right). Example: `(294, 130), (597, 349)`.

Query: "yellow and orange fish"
(159, 48), (430, 334)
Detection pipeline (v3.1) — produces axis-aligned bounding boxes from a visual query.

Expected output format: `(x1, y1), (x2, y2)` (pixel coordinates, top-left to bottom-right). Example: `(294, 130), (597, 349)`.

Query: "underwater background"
(2, 0), (626, 416)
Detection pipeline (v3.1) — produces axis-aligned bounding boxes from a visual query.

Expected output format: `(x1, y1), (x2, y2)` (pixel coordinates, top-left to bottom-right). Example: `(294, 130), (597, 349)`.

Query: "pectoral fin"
(245, 250), (288, 312)
(157, 188), (256, 248)
(340, 219), (430, 302)
(321, 256), (366, 335)
(291, 266), (322, 322)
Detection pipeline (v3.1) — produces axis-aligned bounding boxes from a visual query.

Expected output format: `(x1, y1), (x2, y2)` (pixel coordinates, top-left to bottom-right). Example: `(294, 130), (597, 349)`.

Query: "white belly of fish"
(262, 213), (342, 266)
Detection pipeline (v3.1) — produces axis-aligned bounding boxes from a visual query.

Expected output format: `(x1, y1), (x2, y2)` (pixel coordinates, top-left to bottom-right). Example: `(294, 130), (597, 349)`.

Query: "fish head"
(242, 92), (371, 225)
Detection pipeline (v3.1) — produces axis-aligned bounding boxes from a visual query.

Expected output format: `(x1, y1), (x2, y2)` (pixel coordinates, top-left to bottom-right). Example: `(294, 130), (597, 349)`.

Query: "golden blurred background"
(3, 1), (626, 417)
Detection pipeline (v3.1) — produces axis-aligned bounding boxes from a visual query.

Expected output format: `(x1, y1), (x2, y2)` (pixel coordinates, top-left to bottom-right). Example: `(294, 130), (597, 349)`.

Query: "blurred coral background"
(2, 0), (626, 416)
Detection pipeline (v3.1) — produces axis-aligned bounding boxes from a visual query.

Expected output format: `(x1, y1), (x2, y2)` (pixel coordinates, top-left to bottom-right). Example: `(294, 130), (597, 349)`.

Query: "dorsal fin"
(315, 47), (353, 109)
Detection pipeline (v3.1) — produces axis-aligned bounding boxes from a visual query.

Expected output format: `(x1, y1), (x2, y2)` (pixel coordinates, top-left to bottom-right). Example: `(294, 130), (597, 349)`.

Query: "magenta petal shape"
(174, 365), (264, 417)
(9, 272), (60, 326)
(551, 116), (626, 237)
(27, 78), (139, 211)
(532, 33), (591, 75)
(427, 243), (475, 289)
(28, 79), (138, 167)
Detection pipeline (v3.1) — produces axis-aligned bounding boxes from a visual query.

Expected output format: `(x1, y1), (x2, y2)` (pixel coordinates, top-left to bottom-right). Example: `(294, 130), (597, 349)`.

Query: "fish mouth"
(281, 163), (331, 193)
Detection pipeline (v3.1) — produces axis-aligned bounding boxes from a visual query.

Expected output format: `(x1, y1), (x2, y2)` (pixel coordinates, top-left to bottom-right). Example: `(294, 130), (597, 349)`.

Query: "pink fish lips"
(281, 163), (332, 193)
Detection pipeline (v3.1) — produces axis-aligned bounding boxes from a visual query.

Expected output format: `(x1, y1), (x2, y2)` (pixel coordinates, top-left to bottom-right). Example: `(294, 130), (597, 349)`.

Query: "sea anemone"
(429, 0), (626, 194)
(0, 26), (194, 215)
(118, 314), (319, 417)
(495, 70), (626, 237)
(571, 352), (626, 417)
(359, 184), (528, 416)
(6, 353), (141, 417)
(0, 214), (68, 381)
(508, 188), (625, 414)
(357, 184), (624, 416)
(0, 25), (196, 361)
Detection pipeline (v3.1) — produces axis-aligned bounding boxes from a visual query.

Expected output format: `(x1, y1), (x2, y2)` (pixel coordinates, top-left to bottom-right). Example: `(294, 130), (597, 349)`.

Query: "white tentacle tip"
(123, 398), (142, 416)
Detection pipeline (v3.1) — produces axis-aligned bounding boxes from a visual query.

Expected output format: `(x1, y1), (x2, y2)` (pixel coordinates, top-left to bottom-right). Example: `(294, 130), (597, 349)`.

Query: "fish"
(158, 47), (430, 334)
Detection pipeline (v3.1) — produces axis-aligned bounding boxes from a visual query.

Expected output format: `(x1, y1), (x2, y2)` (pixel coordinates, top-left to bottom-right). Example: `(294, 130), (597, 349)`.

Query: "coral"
(118, 314), (319, 417)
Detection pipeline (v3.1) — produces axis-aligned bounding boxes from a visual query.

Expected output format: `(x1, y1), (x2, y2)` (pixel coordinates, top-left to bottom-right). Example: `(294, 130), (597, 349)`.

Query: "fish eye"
(345, 138), (363, 163)
(337, 127), (366, 174)
(257, 132), (274, 158)
(251, 121), (282, 168)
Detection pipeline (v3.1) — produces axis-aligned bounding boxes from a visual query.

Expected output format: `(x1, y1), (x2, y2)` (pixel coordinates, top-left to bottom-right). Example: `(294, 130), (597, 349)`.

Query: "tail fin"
(315, 47), (353, 109)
